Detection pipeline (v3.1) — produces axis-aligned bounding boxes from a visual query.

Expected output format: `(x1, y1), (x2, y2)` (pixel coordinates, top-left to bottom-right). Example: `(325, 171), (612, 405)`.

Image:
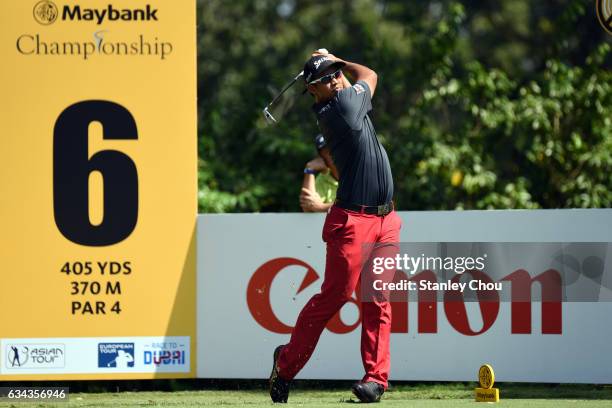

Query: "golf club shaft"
(262, 49), (328, 123)
(265, 70), (303, 110)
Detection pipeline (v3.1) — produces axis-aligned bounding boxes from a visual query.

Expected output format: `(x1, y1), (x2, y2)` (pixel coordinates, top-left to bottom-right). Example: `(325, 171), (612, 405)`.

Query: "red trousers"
(277, 205), (401, 388)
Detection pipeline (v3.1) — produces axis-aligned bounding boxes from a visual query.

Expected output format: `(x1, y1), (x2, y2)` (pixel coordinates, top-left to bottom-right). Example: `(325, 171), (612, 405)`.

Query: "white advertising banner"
(196, 210), (612, 383)
(0, 336), (190, 375)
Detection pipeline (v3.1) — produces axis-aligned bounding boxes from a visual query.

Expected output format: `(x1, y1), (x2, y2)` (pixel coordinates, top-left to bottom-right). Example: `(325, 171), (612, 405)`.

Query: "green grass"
(2, 383), (611, 408)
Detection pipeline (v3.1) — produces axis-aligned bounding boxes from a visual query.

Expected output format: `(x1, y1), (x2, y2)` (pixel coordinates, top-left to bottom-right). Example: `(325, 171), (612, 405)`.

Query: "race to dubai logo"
(33, 0), (58, 25)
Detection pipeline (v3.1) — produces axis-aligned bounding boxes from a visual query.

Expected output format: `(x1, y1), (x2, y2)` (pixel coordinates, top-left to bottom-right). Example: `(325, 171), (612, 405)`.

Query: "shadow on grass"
(387, 382), (612, 400)
(0, 379), (610, 400)
(489, 383), (612, 400)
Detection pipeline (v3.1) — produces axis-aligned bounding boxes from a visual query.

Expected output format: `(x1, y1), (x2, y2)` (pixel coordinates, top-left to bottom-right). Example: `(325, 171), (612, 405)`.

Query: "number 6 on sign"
(53, 100), (138, 246)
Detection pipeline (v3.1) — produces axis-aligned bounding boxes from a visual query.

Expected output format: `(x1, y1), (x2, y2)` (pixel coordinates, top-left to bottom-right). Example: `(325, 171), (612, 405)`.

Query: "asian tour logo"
(5, 344), (65, 369)
(33, 1), (58, 25)
(597, 0), (612, 35)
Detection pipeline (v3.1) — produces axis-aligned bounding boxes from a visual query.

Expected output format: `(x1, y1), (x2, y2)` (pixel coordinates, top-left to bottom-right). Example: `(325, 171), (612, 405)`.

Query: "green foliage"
(197, 0), (611, 212)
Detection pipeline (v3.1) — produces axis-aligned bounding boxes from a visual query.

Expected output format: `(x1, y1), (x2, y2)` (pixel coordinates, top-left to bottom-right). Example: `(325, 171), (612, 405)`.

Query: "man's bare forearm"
(318, 147), (339, 181)
(338, 59), (377, 96)
(302, 173), (316, 192)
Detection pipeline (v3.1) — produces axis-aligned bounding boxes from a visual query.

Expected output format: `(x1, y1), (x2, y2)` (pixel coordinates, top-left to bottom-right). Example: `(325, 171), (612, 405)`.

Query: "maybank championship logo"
(19, 2), (172, 59)
(33, 1), (58, 25)
(596, 0), (612, 35)
(33, 2), (158, 25)
(98, 343), (135, 368)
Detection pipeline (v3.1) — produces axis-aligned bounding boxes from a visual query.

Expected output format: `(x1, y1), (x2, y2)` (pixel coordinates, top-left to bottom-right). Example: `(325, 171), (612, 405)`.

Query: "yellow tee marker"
(475, 364), (500, 402)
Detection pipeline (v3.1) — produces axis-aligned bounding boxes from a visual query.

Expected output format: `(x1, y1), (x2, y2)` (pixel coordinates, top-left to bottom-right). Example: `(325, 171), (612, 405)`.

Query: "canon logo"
(246, 258), (562, 336)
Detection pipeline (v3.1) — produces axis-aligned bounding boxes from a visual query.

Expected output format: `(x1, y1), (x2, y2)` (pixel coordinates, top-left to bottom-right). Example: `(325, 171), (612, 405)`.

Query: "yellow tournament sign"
(0, 0), (196, 379)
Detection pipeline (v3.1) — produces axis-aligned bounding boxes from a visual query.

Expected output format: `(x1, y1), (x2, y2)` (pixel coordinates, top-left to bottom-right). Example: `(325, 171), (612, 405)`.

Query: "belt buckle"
(377, 203), (389, 216)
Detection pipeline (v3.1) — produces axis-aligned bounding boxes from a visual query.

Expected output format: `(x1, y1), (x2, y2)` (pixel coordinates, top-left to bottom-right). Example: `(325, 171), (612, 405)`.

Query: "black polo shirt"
(313, 80), (393, 206)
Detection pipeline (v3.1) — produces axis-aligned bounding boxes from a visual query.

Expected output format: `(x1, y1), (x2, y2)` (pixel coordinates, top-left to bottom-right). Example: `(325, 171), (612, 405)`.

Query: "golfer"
(270, 50), (401, 403)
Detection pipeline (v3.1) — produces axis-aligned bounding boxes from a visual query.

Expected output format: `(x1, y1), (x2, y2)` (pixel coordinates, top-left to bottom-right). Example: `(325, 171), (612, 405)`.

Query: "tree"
(197, 0), (611, 212)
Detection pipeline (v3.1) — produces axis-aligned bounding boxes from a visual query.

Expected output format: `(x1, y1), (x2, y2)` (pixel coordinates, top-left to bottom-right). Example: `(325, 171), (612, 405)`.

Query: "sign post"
(0, 0), (197, 379)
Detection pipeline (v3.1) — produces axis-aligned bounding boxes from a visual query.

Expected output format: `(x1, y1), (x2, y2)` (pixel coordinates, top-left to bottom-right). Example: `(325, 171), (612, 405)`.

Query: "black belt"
(335, 200), (394, 216)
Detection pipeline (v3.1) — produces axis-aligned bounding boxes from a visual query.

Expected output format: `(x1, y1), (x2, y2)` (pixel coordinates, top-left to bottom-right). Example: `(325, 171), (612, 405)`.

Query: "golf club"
(263, 48), (328, 124)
